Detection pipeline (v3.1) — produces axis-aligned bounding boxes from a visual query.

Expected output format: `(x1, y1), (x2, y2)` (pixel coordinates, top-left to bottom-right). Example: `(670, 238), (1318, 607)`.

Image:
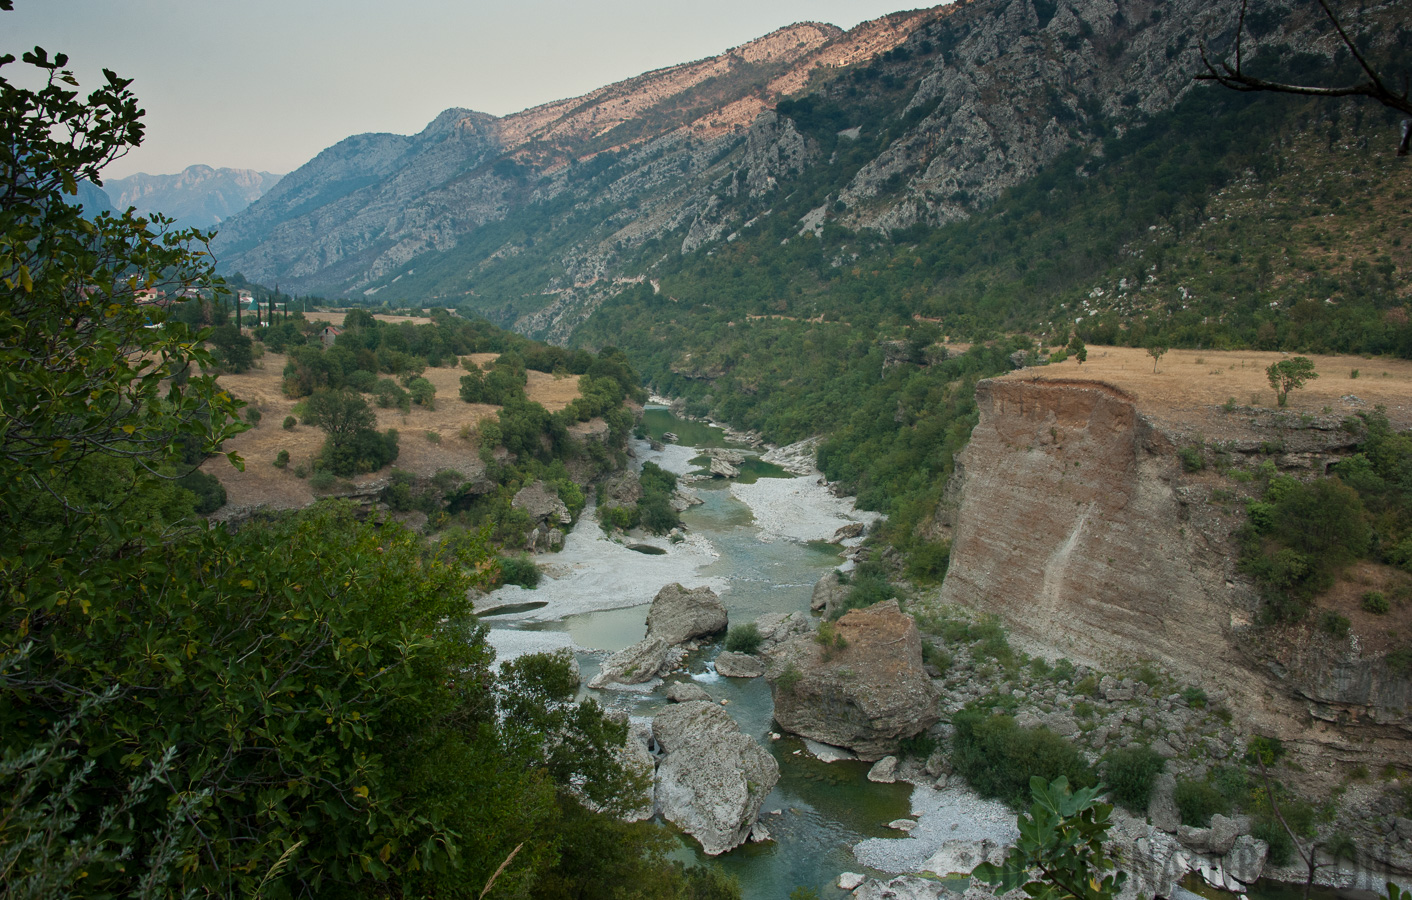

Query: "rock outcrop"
(810, 570), (846, 615)
(512, 481), (572, 526)
(652, 701), (779, 856)
(645, 583), (727, 646)
(588, 637), (673, 688)
(767, 600), (939, 760)
(589, 584), (725, 688)
(714, 651), (764, 678)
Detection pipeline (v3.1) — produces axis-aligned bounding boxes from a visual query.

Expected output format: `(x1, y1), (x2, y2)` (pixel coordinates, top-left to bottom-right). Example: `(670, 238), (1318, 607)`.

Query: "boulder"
(855, 875), (959, 900)
(1042, 712), (1080, 737)
(645, 584), (727, 647)
(755, 611), (812, 651)
(838, 873), (867, 891)
(1108, 810), (1191, 900)
(600, 471), (642, 508)
(667, 681), (712, 703)
(923, 840), (1006, 875)
(1177, 825), (1212, 852)
(652, 701), (779, 856)
(1101, 674), (1135, 702)
(670, 487), (704, 512)
(831, 522), (866, 543)
(1208, 814), (1241, 855)
(709, 457), (740, 478)
(767, 600), (940, 760)
(715, 651), (765, 678)
(1147, 773), (1181, 834)
(512, 481), (572, 525)
(867, 756), (900, 783)
(589, 637), (670, 688)
(810, 570), (847, 613)
(887, 818), (918, 832)
(1223, 834), (1269, 885)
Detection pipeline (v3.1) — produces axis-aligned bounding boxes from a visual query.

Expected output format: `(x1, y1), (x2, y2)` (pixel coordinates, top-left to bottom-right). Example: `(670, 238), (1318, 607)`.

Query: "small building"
(320, 325), (342, 348)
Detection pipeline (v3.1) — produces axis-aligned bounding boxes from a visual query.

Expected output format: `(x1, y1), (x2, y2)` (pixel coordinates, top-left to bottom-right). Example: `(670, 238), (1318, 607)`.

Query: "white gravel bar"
(730, 474), (879, 544)
(853, 782), (1020, 874)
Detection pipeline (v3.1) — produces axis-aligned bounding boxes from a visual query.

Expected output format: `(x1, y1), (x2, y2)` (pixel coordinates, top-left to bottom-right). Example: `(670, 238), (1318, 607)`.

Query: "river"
(480, 407), (913, 899)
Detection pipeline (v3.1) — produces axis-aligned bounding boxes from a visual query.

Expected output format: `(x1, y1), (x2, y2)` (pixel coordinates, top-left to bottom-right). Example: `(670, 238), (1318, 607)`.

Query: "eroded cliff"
(939, 370), (1411, 770)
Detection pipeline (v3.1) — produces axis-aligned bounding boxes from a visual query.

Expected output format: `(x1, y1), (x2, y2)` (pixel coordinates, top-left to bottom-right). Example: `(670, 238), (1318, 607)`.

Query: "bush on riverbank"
(1104, 745), (1166, 812)
(951, 709), (1096, 808)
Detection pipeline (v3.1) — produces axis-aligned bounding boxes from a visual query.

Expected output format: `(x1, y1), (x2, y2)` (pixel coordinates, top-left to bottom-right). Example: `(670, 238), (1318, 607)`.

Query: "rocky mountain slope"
(222, 0), (1387, 315)
(103, 165), (282, 228)
(212, 10), (937, 298)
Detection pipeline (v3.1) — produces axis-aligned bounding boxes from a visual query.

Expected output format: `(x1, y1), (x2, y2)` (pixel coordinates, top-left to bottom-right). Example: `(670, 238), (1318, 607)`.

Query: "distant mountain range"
(87, 165), (283, 229)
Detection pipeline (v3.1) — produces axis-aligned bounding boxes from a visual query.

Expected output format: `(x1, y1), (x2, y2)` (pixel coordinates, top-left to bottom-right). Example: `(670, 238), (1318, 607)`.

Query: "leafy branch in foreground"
(0, 42), (245, 524)
(1197, 0), (1412, 154)
(975, 776), (1126, 900)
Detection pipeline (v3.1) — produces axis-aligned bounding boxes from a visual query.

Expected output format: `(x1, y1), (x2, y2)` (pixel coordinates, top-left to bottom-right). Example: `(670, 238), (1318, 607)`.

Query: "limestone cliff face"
(940, 378), (1411, 766)
(940, 379), (1246, 680)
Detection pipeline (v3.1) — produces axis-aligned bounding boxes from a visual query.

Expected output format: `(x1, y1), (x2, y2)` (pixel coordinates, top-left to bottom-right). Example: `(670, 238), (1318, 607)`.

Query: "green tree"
(975, 776), (1127, 900)
(407, 375), (436, 409)
(0, 44), (243, 522)
(0, 34), (649, 897)
(1067, 333), (1087, 364)
(1147, 344), (1168, 373)
(1267, 357), (1319, 406)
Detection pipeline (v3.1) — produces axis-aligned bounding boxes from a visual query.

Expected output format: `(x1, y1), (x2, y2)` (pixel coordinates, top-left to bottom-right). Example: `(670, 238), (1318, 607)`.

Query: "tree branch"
(1196, 0), (1412, 153)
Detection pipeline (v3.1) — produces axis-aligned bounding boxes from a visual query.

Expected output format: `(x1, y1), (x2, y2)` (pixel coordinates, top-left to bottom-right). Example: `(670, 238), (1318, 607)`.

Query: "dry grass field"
(1004, 345), (1412, 436)
(302, 310), (435, 327)
(203, 350), (581, 512)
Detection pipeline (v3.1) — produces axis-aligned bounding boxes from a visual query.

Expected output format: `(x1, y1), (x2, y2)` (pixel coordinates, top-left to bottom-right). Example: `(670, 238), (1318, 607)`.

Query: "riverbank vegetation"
(0, 41), (733, 899)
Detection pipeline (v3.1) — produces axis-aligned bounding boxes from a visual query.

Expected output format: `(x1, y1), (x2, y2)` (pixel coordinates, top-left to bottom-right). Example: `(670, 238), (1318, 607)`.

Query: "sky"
(8, 1), (931, 180)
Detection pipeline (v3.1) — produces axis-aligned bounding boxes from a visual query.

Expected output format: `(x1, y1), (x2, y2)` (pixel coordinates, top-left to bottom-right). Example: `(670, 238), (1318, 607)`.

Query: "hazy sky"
(8, 1), (930, 180)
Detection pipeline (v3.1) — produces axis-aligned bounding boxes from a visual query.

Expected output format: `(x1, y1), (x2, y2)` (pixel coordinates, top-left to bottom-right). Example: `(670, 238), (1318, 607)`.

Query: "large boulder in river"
(652, 701), (779, 856)
(588, 637), (672, 688)
(767, 600), (939, 760)
(714, 651), (764, 678)
(645, 583), (727, 646)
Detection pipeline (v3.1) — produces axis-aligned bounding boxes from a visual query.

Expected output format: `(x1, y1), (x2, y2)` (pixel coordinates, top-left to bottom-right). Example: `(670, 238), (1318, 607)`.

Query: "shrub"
(1181, 686), (1208, 708)
(497, 555), (541, 588)
(725, 623), (763, 654)
(245, 406), (262, 426)
(425, 430), (442, 444)
(293, 463), (309, 479)
(1104, 745), (1166, 812)
(1252, 819), (1293, 866)
(407, 376), (436, 410)
(950, 710), (1096, 808)
(273, 449), (290, 469)
(815, 621), (848, 659)
(1362, 591), (1390, 614)
(1319, 610), (1351, 638)
(309, 470), (337, 492)
(1174, 778), (1229, 826)
(282, 415), (297, 430)
(1074, 675), (1100, 697)
(176, 470), (227, 514)
(1179, 446), (1205, 472)
(775, 663), (803, 694)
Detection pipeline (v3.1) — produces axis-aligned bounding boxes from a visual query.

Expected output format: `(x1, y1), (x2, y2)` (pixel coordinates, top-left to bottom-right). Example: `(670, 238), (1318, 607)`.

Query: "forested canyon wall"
(939, 376), (1412, 769)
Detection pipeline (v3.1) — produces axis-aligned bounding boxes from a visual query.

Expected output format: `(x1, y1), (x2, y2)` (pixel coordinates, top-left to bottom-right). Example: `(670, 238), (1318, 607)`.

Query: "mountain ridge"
(103, 164), (282, 228)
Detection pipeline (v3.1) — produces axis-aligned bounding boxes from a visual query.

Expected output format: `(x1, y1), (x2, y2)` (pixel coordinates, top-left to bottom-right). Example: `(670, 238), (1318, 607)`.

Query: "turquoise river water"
(486, 409), (912, 899)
